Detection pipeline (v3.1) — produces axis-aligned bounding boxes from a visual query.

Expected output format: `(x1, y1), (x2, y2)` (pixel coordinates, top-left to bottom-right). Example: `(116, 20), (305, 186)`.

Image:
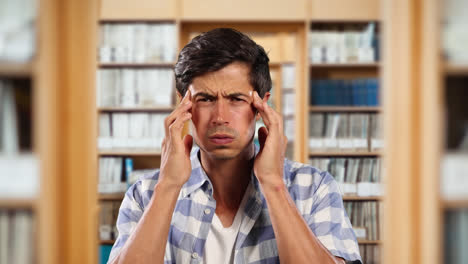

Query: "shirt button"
(192, 252), (199, 259)
(204, 208), (211, 215)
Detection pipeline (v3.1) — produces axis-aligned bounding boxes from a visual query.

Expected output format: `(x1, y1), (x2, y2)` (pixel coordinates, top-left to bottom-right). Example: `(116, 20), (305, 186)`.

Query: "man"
(108, 28), (362, 264)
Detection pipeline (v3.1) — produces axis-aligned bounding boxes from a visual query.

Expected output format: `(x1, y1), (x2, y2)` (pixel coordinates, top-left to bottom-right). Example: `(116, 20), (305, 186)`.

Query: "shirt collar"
(180, 144), (261, 199)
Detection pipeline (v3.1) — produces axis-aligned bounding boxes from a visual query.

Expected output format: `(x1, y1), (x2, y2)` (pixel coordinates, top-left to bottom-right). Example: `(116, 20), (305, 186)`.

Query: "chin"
(206, 147), (240, 160)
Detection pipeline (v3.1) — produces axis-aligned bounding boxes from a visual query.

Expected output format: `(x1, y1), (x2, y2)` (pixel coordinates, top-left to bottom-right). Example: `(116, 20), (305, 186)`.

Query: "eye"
(230, 97), (245, 102)
(197, 97), (213, 102)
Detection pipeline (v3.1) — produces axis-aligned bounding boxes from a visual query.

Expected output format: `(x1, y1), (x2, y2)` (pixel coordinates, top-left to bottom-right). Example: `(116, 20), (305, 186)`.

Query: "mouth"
(208, 134), (234, 145)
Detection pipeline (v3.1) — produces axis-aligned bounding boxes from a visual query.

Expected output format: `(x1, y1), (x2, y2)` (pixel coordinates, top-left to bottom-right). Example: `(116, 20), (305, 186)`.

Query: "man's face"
(187, 62), (267, 160)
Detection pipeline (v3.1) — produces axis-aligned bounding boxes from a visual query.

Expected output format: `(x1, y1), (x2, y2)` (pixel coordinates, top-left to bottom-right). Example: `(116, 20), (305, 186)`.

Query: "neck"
(199, 143), (255, 209)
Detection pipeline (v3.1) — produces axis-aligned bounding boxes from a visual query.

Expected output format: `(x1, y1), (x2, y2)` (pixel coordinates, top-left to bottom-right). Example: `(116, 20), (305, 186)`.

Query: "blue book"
(310, 80), (317, 105)
(99, 245), (113, 264)
(328, 80), (336, 105)
(317, 80), (326, 105)
(358, 79), (367, 106)
(344, 80), (353, 106)
(125, 158), (133, 188)
(351, 80), (359, 106)
(336, 79), (344, 105)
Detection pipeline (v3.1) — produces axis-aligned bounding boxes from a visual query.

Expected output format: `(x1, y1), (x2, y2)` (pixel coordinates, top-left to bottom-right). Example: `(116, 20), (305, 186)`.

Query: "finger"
(252, 91), (281, 133)
(183, 134), (193, 157)
(168, 112), (192, 146)
(165, 96), (192, 136)
(258, 126), (268, 151)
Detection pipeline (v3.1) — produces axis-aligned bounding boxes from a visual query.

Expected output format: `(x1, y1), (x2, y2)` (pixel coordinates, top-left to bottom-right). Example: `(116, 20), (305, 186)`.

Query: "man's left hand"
(251, 91), (288, 189)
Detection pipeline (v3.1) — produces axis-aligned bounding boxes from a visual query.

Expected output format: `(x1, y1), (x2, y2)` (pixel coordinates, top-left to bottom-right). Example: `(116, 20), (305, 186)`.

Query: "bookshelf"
(95, 1), (383, 263)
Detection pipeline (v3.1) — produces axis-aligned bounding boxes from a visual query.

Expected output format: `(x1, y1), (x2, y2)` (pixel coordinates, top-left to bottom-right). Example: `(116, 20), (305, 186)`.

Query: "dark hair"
(174, 28), (271, 98)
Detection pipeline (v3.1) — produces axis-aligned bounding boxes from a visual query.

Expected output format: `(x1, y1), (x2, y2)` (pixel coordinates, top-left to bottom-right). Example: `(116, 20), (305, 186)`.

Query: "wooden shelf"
(445, 62), (468, 75)
(309, 106), (381, 112)
(0, 62), (34, 77)
(357, 239), (382, 245)
(0, 198), (36, 209)
(309, 151), (382, 157)
(98, 106), (175, 113)
(100, 240), (116, 245)
(309, 62), (380, 68)
(99, 193), (125, 201)
(98, 62), (175, 68)
(442, 199), (468, 209)
(343, 195), (383, 201)
(99, 149), (162, 156)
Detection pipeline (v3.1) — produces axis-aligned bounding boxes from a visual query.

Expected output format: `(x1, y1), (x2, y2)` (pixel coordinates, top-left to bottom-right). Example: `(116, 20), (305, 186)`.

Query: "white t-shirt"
(203, 183), (252, 264)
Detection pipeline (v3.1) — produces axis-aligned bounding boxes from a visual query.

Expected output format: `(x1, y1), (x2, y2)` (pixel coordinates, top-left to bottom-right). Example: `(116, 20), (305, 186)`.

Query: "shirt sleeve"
(308, 170), (363, 263)
(107, 180), (146, 263)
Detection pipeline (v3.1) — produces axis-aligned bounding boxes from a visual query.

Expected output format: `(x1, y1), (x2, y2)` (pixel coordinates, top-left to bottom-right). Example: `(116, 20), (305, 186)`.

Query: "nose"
(212, 99), (230, 126)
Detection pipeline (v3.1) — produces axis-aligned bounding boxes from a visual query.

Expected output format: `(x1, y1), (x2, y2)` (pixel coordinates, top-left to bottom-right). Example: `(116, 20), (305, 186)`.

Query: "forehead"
(189, 62), (253, 94)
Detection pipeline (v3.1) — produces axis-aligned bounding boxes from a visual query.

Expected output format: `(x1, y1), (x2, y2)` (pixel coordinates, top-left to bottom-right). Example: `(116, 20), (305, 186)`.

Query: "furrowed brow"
(224, 92), (250, 99)
(193, 92), (217, 100)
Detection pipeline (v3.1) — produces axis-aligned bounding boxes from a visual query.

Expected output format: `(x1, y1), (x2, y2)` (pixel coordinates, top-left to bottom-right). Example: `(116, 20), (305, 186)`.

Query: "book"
(98, 157), (133, 194)
(444, 209), (468, 264)
(0, 0), (36, 62)
(99, 23), (177, 63)
(309, 157), (383, 197)
(97, 69), (174, 108)
(98, 112), (171, 150)
(309, 78), (380, 106)
(308, 23), (377, 64)
(0, 80), (19, 154)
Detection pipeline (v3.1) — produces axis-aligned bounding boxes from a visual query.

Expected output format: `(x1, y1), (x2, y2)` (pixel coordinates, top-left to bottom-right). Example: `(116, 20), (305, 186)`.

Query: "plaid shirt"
(108, 147), (362, 263)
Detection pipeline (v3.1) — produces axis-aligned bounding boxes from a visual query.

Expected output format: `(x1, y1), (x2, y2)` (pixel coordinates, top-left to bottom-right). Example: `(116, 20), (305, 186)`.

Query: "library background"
(0, 0), (467, 263)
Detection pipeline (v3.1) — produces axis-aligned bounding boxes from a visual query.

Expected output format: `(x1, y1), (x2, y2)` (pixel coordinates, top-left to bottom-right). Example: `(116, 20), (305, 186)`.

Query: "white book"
(282, 92), (295, 116)
(156, 69), (173, 107)
(161, 24), (176, 62)
(99, 24), (112, 63)
(284, 118), (295, 142)
(12, 211), (32, 264)
(147, 25), (162, 62)
(281, 64), (295, 89)
(441, 153), (468, 200)
(133, 24), (147, 63)
(0, 211), (9, 264)
(120, 69), (136, 107)
(0, 154), (39, 198)
(308, 31), (323, 63)
(0, 82), (19, 154)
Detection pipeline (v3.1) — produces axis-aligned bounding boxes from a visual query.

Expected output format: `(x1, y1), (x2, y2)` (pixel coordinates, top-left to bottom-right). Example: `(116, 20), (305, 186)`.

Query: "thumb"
(258, 126), (268, 152)
(183, 134), (193, 157)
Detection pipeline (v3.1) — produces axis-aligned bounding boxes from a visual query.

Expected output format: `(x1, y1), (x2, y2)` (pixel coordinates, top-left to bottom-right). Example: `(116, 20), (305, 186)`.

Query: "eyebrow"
(193, 92), (250, 100)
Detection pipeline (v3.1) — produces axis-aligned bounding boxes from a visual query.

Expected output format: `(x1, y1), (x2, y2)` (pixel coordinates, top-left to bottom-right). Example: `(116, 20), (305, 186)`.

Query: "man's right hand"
(159, 90), (194, 189)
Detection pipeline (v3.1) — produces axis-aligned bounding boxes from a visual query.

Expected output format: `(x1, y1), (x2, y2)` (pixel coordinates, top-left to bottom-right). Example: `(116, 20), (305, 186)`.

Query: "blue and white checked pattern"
(108, 147), (362, 264)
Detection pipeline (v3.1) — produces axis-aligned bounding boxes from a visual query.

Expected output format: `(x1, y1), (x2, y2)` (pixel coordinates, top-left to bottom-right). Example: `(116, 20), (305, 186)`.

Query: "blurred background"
(0, 0), (466, 263)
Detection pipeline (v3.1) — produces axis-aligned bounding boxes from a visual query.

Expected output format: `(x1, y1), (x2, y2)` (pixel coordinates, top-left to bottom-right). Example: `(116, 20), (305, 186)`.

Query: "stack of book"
(98, 157), (134, 194)
(309, 158), (383, 197)
(98, 113), (169, 150)
(0, 79), (32, 154)
(308, 23), (378, 64)
(98, 23), (177, 63)
(0, 210), (34, 264)
(310, 78), (379, 106)
(309, 113), (383, 152)
(97, 69), (174, 108)
(442, 0), (468, 64)
(0, 0), (36, 62)
(282, 64), (296, 159)
(344, 201), (381, 241)
(359, 245), (380, 264)
(99, 201), (121, 241)
(444, 209), (468, 264)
